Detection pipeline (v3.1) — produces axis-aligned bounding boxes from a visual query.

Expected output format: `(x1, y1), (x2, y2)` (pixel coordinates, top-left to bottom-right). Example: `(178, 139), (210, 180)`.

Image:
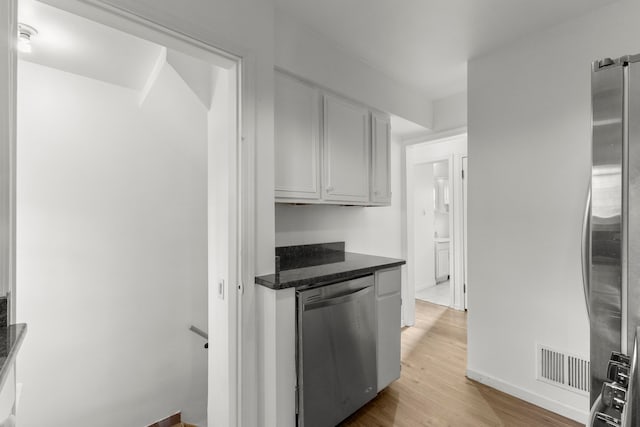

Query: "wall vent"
(537, 344), (590, 394)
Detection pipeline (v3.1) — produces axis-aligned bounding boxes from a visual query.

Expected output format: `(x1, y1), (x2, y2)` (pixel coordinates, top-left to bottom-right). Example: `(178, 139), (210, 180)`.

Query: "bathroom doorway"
(402, 133), (467, 326)
(413, 160), (452, 307)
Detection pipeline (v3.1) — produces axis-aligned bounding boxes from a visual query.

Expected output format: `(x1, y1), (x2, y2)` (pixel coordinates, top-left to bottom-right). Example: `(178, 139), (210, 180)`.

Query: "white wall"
(274, 9), (433, 130)
(466, 0), (640, 421)
(275, 135), (404, 260)
(433, 92), (467, 132)
(413, 163), (435, 291)
(16, 60), (208, 426)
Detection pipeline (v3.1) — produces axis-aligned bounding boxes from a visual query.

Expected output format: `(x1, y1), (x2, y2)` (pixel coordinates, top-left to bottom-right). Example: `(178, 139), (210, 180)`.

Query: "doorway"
(12, 0), (247, 426)
(413, 160), (452, 307)
(403, 133), (467, 326)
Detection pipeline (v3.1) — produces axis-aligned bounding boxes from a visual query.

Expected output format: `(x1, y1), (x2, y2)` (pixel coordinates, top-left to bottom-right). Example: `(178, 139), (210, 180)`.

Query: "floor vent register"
(536, 344), (590, 394)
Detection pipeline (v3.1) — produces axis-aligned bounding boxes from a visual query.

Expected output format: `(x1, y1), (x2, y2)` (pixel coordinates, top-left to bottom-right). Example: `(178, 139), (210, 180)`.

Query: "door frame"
(9, 1), (255, 425)
(462, 156), (468, 310)
(402, 130), (467, 325)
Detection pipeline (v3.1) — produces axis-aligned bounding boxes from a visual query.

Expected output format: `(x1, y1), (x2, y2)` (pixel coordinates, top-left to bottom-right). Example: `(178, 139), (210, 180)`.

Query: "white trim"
(16, 2), (254, 426)
(403, 126), (468, 146)
(237, 52), (257, 427)
(6, 0), (17, 325)
(466, 369), (588, 424)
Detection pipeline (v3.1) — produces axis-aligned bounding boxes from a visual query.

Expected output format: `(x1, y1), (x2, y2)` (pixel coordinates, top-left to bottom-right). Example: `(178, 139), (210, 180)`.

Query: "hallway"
(342, 300), (581, 426)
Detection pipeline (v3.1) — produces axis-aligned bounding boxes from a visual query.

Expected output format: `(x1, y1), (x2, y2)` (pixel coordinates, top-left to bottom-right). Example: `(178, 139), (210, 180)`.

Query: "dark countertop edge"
(255, 259), (405, 290)
(0, 324), (27, 393)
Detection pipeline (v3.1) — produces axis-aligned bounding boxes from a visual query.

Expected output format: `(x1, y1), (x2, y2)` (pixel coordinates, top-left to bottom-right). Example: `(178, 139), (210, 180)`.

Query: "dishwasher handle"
(304, 286), (373, 311)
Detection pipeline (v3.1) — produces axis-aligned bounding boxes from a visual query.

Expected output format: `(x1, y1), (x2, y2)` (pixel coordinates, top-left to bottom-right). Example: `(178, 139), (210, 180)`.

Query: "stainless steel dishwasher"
(296, 275), (377, 427)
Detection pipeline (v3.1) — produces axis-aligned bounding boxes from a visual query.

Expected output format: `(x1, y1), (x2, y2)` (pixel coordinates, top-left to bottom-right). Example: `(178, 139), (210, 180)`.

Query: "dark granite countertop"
(0, 324), (27, 391)
(255, 242), (405, 290)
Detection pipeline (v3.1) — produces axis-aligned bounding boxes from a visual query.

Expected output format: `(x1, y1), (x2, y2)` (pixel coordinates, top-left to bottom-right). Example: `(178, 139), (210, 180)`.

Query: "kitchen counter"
(255, 242), (405, 290)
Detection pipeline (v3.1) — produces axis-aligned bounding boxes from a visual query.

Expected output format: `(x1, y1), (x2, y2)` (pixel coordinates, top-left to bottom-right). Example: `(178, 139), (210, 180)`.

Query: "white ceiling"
(18, 0), (162, 90)
(275, 0), (619, 100)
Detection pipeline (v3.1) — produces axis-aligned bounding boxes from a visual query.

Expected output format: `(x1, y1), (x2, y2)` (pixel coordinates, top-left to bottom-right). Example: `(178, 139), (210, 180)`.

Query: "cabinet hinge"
(463, 283), (466, 293)
(462, 169), (465, 179)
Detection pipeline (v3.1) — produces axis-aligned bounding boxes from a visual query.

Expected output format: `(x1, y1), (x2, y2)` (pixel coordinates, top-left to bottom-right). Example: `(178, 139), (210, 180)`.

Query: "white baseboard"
(466, 369), (588, 424)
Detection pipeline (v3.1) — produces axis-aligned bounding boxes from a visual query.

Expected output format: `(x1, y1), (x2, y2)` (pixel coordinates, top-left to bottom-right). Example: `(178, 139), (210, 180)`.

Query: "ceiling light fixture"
(18, 23), (38, 54)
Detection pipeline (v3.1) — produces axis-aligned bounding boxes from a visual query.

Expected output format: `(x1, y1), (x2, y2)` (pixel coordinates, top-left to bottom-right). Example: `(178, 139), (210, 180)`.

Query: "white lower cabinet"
(435, 241), (450, 282)
(375, 267), (402, 392)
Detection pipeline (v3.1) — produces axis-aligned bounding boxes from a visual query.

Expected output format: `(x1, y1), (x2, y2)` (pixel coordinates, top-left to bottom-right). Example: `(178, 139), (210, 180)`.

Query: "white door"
(274, 72), (321, 200)
(323, 93), (370, 203)
(462, 156), (468, 310)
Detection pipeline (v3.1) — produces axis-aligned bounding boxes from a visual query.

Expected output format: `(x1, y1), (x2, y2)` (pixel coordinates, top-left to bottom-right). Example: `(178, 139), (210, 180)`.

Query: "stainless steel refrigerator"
(588, 54), (640, 427)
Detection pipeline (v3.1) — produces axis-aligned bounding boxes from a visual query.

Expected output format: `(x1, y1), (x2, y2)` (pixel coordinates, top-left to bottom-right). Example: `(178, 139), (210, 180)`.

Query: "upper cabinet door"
(371, 112), (391, 204)
(274, 72), (321, 200)
(323, 94), (370, 203)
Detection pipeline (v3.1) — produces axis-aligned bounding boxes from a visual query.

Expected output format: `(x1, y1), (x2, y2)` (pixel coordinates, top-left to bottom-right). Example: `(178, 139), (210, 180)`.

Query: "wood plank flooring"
(342, 300), (582, 427)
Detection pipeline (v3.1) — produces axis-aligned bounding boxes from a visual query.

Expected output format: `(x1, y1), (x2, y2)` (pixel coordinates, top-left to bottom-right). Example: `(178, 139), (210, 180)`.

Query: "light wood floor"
(342, 300), (582, 427)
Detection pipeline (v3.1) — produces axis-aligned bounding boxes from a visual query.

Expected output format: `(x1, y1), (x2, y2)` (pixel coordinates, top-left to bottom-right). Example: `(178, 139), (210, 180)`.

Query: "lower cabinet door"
(377, 292), (401, 392)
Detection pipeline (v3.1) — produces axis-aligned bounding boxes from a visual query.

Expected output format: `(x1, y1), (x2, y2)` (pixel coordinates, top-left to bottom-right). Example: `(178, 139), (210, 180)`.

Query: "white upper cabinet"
(322, 93), (370, 203)
(274, 72), (321, 200)
(371, 112), (391, 204)
(274, 70), (391, 206)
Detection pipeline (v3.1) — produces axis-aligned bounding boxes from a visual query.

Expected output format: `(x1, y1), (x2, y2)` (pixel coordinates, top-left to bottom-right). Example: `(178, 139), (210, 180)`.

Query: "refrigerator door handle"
(582, 185), (591, 319)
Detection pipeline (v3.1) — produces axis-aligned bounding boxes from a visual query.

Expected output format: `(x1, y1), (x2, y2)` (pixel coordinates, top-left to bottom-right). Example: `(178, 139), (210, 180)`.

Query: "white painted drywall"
(274, 9), (433, 130)
(413, 163), (435, 291)
(275, 135), (404, 260)
(16, 60), (208, 426)
(467, 0), (640, 421)
(433, 92), (467, 132)
(167, 49), (214, 109)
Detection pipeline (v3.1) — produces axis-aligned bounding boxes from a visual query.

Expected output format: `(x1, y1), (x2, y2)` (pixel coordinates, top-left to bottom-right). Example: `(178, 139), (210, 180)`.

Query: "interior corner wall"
(274, 9), (433, 129)
(16, 60), (208, 426)
(433, 91), (467, 132)
(467, 0), (640, 421)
